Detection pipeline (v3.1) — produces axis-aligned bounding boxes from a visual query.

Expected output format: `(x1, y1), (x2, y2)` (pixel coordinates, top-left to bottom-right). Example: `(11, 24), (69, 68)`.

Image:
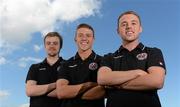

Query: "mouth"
(80, 41), (88, 45)
(126, 31), (134, 35)
(49, 48), (56, 51)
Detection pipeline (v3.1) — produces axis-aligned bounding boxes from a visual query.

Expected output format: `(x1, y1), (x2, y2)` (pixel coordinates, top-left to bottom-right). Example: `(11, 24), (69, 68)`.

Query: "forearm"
(26, 83), (56, 97)
(98, 69), (144, 86)
(57, 84), (82, 99)
(78, 82), (98, 96)
(81, 85), (105, 100)
(113, 67), (165, 90)
(57, 82), (98, 99)
(122, 73), (165, 90)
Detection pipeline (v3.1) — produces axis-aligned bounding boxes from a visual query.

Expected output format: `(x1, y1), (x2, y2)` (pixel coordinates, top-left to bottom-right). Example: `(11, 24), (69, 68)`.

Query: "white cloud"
(19, 57), (42, 62)
(34, 44), (42, 52)
(0, 0), (102, 55)
(0, 90), (10, 99)
(18, 57), (42, 68)
(0, 56), (6, 65)
(19, 103), (29, 107)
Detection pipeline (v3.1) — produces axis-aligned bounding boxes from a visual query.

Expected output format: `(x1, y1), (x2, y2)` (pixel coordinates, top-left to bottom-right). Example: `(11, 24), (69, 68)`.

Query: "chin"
(79, 48), (89, 52)
(48, 53), (57, 57)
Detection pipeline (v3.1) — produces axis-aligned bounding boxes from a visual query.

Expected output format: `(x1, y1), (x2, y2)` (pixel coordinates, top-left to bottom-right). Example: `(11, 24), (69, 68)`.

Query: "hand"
(135, 69), (147, 76)
(77, 82), (97, 96)
(83, 82), (97, 88)
(47, 82), (56, 91)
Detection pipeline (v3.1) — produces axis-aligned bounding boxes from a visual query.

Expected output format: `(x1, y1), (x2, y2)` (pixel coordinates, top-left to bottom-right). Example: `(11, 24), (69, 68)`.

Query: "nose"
(81, 35), (88, 40)
(126, 24), (132, 30)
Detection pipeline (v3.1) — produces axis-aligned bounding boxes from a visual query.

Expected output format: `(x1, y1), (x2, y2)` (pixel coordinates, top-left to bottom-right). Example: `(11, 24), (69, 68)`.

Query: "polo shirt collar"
(136, 43), (146, 51)
(74, 50), (96, 61)
(42, 57), (63, 66)
(118, 42), (145, 53)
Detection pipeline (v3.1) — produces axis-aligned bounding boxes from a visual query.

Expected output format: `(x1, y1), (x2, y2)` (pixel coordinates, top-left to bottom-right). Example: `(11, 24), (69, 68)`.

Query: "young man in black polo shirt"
(26, 32), (64, 107)
(98, 11), (166, 107)
(57, 23), (105, 107)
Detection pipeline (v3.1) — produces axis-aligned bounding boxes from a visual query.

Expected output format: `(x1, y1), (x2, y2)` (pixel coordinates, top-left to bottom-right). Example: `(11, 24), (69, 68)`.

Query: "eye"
(132, 22), (137, 25)
(53, 42), (58, 45)
(121, 22), (127, 27)
(45, 41), (59, 45)
(46, 41), (51, 45)
(86, 34), (93, 38)
(77, 33), (83, 38)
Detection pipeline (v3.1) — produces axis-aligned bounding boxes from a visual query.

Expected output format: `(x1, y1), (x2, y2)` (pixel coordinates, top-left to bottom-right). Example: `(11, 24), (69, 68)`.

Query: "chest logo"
(136, 53), (148, 60)
(89, 62), (98, 70)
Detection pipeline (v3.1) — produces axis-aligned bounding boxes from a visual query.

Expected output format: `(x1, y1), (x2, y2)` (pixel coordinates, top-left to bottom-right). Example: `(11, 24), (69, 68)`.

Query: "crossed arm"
(26, 80), (56, 97)
(56, 79), (105, 100)
(97, 66), (165, 90)
(120, 66), (165, 90)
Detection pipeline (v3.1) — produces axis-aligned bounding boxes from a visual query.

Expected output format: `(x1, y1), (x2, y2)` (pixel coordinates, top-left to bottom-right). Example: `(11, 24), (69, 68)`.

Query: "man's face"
(118, 14), (142, 43)
(44, 36), (60, 57)
(75, 27), (94, 52)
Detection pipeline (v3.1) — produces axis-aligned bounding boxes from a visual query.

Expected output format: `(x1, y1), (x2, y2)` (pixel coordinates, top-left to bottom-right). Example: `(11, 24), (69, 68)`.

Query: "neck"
(78, 49), (92, 60)
(122, 40), (139, 51)
(47, 55), (59, 65)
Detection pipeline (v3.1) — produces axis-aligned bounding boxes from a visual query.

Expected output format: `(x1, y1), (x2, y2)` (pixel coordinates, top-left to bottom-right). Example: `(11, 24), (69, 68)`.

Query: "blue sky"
(0, 0), (180, 107)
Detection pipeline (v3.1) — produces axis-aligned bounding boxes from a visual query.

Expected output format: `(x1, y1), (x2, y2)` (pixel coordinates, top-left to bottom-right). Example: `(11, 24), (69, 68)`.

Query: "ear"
(74, 38), (76, 42)
(74, 35), (77, 42)
(117, 28), (120, 35)
(140, 26), (143, 33)
(44, 43), (46, 48)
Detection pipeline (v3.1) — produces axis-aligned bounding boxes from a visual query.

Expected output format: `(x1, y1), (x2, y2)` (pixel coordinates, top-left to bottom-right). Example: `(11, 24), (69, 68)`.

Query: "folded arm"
(26, 80), (56, 97)
(81, 85), (105, 100)
(97, 66), (147, 86)
(56, 79), (97, 99)
(120, 66), (165, 90)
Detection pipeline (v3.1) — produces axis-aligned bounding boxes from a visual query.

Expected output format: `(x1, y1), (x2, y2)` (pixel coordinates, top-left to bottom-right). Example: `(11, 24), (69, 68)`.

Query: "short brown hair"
(44, 32), (63, 49)
(76, 23), (95, 37)
(118, 11), (141, 29)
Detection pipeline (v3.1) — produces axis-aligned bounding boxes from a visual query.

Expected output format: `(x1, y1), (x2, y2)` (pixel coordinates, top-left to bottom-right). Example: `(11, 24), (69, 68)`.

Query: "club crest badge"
(89, 62), (98, 70)
(136, 53), (148, 60)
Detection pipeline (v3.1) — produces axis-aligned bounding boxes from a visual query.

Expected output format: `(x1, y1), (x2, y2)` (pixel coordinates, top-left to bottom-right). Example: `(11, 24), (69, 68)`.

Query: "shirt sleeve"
(100, 53), (113, 70)
(57, 62), (70, 81)
(147, 48), (166, 70)
(25, 64), (37, 83)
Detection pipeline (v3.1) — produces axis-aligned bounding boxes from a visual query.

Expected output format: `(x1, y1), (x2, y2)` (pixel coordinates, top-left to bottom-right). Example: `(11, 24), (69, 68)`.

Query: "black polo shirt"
(26, 57), (64, 107)
(101, 43), (166, 107)
(58, 51), (104, 107)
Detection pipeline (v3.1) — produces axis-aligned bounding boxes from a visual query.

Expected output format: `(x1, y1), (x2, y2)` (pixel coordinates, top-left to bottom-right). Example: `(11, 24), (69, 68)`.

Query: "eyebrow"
(120, 20), (139, 25)
(131, 20), (138, 23)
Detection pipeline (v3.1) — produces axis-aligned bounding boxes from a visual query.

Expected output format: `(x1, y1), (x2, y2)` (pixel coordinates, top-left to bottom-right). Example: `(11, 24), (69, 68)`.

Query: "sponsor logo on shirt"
(57, 66), (61, 71)
(114, 55), (123, 59)
(159, 61), (163, 66)
(39, 68), (46, 70)
(69, 64), (77, 68)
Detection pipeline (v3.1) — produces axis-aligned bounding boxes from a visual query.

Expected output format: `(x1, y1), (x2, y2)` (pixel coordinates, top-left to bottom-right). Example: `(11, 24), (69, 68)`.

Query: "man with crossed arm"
(26, 32), (64, 107)
(98, 11), (166, 107)
(57, 23), (105, 107)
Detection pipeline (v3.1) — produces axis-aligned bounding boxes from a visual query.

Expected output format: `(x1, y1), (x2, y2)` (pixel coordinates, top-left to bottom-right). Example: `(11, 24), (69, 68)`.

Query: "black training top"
(101, 43), (166, 107)
(26, 57), (64, 107)
(58, 51), (105, 107)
